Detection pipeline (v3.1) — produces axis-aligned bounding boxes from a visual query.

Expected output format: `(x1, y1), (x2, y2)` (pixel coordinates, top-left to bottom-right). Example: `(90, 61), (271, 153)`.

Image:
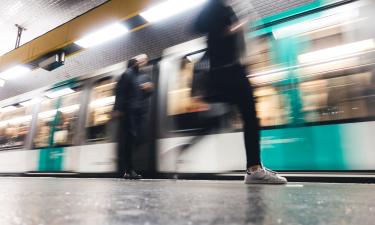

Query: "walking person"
(194, 0), (287, 184)
(113, 54), (154, 179)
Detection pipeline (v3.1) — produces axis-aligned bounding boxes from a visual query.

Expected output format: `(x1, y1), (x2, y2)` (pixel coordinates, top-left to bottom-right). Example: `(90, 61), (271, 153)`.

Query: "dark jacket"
(114, 67), (153, 113)
(194, 1), (245, 68)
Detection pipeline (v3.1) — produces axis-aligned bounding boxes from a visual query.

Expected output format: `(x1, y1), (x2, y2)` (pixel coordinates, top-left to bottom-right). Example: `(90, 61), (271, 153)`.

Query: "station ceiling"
(0, 0), (314, 101)
(0, 0), (109, 56)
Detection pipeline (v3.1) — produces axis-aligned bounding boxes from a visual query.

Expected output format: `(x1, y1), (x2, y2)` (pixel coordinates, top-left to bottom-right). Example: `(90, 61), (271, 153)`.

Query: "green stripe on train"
(38, 148), (64, 171)
(261, 124), (346, 170)
(38, 92), (65, 171)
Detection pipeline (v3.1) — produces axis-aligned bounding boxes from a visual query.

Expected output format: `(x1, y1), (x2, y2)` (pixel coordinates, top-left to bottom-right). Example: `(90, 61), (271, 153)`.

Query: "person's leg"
(236, 91), (261, 169)
(123, 130), (134, 173)
(236, 67), (287, 184)
(123, 111), (142, 179)
(230, 66), (261, 169)
(117, 121), (127, 177)
(213, 66), (261, 168)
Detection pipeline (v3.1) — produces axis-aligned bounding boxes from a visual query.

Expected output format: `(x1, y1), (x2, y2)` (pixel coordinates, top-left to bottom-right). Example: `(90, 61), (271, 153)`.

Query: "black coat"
(114, 68), (153, 138)
(193, 2), (245, 68)
(114, 67), (153, 113)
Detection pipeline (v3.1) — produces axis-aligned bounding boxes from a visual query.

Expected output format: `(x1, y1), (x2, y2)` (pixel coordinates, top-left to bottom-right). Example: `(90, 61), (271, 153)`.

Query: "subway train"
(0, 0), (375, 177)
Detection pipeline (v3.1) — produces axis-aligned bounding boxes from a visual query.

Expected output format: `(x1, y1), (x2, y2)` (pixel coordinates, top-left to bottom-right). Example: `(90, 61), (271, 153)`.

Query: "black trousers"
(210, 64), (261, 168)
(117, 109), (148, 175)
(117, 121), (135, 175)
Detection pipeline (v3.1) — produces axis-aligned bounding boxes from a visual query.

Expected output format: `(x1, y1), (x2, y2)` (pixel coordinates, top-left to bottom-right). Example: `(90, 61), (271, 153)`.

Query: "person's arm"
(113, 76), (124, 112)
(113, 72), (130, 117)
(140, 74), (154, 98)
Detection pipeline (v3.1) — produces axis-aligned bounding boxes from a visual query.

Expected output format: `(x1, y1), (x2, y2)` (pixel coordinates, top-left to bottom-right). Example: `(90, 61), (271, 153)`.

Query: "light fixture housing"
(140, 0), (208, 23)
(74, 23), (129, 48)
(44, 87), (75, 99)
(0, 65), (31, 80)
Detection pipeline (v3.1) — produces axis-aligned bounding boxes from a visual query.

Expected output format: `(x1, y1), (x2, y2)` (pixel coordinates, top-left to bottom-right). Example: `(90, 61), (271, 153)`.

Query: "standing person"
(113, 54), (154, 179)
(194, 0), (287, 184)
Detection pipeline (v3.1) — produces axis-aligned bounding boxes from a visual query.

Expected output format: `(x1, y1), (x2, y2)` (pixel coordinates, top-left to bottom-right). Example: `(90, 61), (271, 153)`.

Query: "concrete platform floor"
(0, 178), (374, 225)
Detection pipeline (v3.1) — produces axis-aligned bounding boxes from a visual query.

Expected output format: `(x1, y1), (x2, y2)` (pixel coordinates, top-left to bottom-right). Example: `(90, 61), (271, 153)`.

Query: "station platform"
(0, 177), (374, 225)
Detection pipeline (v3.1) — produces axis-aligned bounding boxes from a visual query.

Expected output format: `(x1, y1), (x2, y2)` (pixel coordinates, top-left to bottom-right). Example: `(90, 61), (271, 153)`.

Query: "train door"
(33, 84), (83, 172)
(156, 38), (247, 174)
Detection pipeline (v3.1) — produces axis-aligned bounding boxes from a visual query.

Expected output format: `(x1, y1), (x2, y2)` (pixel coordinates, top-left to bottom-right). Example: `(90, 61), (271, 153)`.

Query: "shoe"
(123, 170), (142, 180)
(244, 167), (287, 184)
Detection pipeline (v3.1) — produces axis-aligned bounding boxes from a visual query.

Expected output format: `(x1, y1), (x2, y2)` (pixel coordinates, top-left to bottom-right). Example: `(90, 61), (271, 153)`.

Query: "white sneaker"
(244, 167), (287, 184)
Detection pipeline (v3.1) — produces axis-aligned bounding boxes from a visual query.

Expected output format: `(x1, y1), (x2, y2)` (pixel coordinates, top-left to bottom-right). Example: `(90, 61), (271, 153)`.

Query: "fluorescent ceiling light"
(140, 0), (208, 23)
(19, 98), (41, 107)
(45, 87), (75, 99)
(0, 105), (18, 113)
(58, 104), (79, 113)
(90, 96), (115, 108)
(75, 23), (129, 48)
(0, 79), (4, 87)
(0, 65), (31, 80)
(298, 39), (375, 64)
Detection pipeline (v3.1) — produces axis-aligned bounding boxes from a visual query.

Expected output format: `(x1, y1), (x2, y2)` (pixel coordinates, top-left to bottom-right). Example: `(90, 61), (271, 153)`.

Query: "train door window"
(246, 36), (276, 73)
(299, 80), (329, 122)
(300, 72), (374, 122)
(0, 103), (33, 149)
(254, 86), (291, 127)
(86, 77), (116, 142)
(54, 88), (82, 146)
(244, 34), (292, 127)
(167, 52), (212, 131)
(168, 54), (209, 116)
(34, 98), (58, 148)
(34, 87), (82, 148)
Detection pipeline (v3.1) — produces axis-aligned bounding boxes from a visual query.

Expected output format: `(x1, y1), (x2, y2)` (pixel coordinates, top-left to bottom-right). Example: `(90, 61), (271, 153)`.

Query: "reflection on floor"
(0, 178), (374, 225)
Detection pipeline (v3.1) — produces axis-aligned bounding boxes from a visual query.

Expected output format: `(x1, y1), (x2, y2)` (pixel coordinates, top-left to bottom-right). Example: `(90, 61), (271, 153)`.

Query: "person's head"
(135, 54), (149, 68)
(128, 54), (149, 70)
(127, 58), (138, 69)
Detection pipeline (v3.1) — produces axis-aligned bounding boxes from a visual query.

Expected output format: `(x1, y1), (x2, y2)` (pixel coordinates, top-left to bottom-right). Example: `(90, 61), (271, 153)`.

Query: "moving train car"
(0, 64), (127, 174)
(157, 0), (375, 175)
(0, 0), (374, 177)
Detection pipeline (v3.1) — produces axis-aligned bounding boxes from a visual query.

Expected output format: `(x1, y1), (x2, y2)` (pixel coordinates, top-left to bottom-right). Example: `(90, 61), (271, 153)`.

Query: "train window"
(167, 55), (210, 116)
(246, 36), (275, 72)
(34, 99), (58, 148)
(300, 72), (375, 122)
(34, 87), (82, 148)
(0, 104), (33, 149)
(246, 35), (292, 127)
(254, 86), (291, 127)
(54, 90), (81, 146)
(86, 78), (116, 142)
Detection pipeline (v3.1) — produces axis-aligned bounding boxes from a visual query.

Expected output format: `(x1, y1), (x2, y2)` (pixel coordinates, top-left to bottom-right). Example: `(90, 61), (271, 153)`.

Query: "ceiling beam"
(0, 0), (151, 72)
